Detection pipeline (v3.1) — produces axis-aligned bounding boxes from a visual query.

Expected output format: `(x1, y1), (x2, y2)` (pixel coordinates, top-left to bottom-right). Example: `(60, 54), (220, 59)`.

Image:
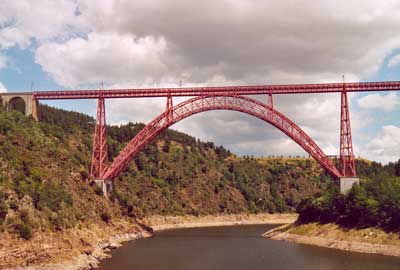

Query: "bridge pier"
(339, 177), (359, 194)
(94, 179), (113, 196)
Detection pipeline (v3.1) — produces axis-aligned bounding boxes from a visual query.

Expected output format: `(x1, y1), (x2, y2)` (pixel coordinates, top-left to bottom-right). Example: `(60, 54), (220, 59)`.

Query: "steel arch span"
(102, 95), (341, 180)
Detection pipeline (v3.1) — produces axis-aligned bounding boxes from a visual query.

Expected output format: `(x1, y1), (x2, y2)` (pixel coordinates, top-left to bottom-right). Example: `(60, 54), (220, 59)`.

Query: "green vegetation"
(0, 103), (340, 239)
(0, 204), (7, 223)
(14, 210), (33, 239)
(297, 160), (400, 231)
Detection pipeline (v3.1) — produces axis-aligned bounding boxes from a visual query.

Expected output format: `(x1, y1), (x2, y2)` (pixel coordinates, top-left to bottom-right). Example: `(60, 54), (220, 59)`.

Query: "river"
(98, 224), (400, 270)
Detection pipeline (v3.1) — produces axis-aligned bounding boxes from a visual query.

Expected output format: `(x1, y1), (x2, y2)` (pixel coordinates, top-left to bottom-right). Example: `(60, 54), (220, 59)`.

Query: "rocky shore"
(0, 220), (150, 270)
(263, 223), (400, 257)
(3, 231), (150, 270)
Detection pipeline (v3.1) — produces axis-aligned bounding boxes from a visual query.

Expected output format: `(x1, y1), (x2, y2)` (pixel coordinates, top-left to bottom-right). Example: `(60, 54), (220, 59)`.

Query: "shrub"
(0, 203), (8, 224)
(100, 212), (111, 223)
(19, 209), (30, 223)
(13, 211), (33, 240)
(160, 139), (171, 153)
(32, 182), (73, 211)
(30, 168), (44, 182)
(297, 176), (400, 231)
(94, 185), (103, 196)
(9, 200), (18, 211)
(49, 212), (65, 230)
(15, 223), (32, 240)
(79, 170), (89, 180)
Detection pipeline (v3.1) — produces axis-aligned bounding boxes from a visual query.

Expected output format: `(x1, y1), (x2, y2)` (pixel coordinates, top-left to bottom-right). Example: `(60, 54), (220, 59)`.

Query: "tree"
(395, 159), (400, 177)
(162, 140), (170, 153)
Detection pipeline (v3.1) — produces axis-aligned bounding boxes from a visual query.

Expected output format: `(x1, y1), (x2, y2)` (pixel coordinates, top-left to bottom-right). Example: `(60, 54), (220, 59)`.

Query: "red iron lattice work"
(33, 81), (400, 100)
(17, 79), (397, 182)
(339, 91), (356, 177)
(90, 97), (108, 179)
(102, 95), (342, 180)
(166, 95), (173, 122)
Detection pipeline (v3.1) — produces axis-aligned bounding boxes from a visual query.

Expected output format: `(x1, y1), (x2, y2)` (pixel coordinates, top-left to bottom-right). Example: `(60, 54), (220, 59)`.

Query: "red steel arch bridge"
(4, 80), (400, 193)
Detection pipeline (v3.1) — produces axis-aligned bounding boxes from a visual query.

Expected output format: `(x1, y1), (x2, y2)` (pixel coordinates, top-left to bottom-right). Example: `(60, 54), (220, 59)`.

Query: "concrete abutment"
(339, 177), (359, 194)
(94, 179), (113, 196)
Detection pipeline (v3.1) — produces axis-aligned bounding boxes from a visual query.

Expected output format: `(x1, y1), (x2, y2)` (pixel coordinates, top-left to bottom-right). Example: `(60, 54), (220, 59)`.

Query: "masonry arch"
(8, 96), (26, 114)
(0, 93), (38, 120)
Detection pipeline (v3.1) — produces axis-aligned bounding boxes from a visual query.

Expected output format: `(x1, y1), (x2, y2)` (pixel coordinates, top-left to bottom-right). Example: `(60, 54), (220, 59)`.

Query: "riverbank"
(263, 223), (400, 257)
(1, 219), (150, 270)
(143, 213), (298, 231)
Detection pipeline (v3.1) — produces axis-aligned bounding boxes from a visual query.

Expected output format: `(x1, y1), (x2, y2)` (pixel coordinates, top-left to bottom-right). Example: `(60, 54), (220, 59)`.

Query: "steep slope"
(0, 103), (331, 241)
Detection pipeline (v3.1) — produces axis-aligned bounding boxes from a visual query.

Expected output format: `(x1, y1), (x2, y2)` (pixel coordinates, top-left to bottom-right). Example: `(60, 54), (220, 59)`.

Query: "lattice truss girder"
(34, 81), (400, 100)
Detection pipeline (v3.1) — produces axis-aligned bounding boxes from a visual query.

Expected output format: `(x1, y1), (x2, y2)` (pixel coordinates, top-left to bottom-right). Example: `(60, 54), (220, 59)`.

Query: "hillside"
(265, 162), (400, 257)
(296, 162), (400, 231)
(2, 102), (397, 267)
(0, 103), (334, 241)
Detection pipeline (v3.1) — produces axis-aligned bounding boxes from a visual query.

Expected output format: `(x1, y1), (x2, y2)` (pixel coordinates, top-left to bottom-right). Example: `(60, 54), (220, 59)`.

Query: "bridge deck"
(23, 80), (400, 100)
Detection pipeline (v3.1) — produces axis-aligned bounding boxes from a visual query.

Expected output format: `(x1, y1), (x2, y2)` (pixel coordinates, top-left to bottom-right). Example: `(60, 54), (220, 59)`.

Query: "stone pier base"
(340, 177), (359, 194)
(94, 179), (113, 196)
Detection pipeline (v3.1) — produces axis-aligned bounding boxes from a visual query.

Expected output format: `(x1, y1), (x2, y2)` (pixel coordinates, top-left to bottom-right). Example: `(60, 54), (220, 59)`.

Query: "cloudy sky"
(1, 0), (400, 163)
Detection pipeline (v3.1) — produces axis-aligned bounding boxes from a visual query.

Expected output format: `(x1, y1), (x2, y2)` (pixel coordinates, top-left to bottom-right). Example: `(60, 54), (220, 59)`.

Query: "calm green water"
(98, 224), (400, 270)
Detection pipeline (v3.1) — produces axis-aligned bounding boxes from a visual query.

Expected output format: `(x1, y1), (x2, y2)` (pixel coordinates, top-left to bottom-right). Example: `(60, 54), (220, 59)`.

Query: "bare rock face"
(1, 221), (150, 270)
(82, 248), (93, 255)
(108, 242), (122, 249)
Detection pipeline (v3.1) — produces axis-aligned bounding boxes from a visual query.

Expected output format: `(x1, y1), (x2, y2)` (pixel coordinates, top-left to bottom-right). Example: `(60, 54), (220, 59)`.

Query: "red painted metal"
(166, 95), (173, 123)
(90, 97), (108, 179)
(32, 81), (400, 100)
(267, 94), (274, 115)
(28, 79), (396, 180)
(339, 89), (356, 177)
(102, 95), (341, 180)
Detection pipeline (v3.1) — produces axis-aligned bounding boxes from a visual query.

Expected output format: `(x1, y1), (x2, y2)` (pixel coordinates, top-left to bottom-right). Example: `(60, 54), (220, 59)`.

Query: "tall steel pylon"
(339, 88), (356, 177)
(90, 97), (108, 179)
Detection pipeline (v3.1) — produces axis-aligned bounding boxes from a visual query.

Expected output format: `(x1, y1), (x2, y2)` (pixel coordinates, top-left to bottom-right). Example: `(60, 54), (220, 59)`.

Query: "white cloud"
(357, 92), (399, 111)
(231, 138), (305, 157)
(0, 0), (87, 49)
(35, 32), (168, 87)
(2, 0), (400, 163)
(34, 1), (400, 88)
(71, 0), (400, 84)
(107, 98), (165, 126)
(0, 82), (7, 93)
(361, 125), (400, 163)
(388, 54), (400, 68)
